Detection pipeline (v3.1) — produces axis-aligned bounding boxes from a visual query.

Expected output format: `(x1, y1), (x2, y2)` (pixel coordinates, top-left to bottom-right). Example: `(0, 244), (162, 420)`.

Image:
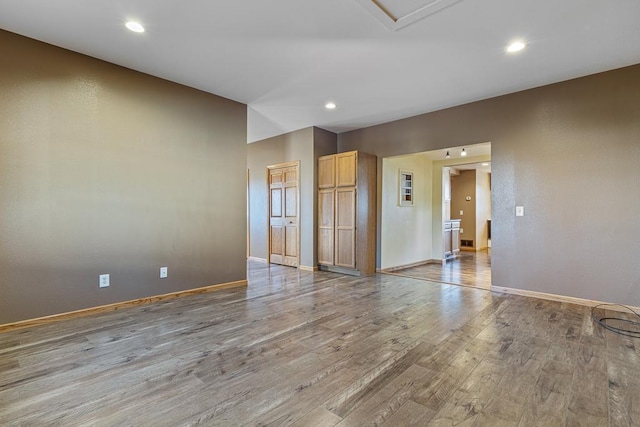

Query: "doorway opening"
(379, 142), (491, 290)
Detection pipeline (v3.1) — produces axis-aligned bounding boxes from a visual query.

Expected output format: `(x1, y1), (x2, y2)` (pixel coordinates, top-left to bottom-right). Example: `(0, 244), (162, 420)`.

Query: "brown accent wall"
(450, 170), (476, 247)
(339, 64), (640, 306)
(0, 30), (248, 323)
(247, 127), (337, 268)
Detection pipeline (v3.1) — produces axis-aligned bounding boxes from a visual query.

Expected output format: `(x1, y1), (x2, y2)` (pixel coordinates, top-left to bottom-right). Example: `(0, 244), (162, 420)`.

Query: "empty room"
(1, 1), (640, 425)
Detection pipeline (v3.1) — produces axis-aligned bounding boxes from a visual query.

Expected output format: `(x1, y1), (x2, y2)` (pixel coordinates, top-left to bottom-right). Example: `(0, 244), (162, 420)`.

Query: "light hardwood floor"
(386, 250), (492, 290)
(1, 261), (638, 426)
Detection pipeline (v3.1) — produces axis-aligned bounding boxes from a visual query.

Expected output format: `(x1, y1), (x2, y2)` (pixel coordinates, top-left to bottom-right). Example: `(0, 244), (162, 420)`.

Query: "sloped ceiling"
(0, 0), (639, 142)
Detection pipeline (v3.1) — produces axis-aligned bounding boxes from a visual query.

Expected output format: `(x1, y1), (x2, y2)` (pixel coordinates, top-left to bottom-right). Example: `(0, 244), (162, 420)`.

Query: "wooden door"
(269, 163), (299, 267)
(335, 187), (356, 268)
(318, 189), (335, 265)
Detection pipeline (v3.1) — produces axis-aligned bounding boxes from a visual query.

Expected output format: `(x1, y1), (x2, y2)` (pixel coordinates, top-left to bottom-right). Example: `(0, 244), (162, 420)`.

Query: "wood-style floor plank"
(386, 249), (492, 290)
(0, 260), (638, 426)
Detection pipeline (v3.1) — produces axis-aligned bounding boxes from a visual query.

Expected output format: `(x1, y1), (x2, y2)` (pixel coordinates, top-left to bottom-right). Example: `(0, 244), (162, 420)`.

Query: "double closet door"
(318, 152), (358, 268)
(318, 151), (376, 276)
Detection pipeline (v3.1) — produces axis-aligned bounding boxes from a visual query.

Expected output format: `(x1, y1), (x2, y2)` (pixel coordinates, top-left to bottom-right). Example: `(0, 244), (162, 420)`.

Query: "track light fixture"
(445, 151), (450, 159)
(461, 148), (467, 157)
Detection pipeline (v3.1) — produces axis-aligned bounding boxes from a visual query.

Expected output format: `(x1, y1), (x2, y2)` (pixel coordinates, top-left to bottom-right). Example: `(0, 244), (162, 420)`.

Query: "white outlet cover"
(99, 274), (110, 288)
(516, 206), (525, 216)
(459, 210), (464, 215)
(160, 267), (168, 278)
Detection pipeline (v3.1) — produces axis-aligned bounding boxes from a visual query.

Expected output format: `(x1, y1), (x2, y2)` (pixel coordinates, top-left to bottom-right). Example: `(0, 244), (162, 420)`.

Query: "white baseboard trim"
(491, 285), (640, 313)
(247, 256), (268, 264)
(299, 265), (319, 272)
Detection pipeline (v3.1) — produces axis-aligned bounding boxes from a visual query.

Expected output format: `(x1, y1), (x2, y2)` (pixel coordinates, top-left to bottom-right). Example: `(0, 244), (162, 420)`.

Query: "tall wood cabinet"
(318, 151), (376, 276)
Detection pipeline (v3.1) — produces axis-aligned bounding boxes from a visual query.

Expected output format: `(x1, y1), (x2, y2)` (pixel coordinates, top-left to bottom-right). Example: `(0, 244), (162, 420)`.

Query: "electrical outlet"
(460, 228), (464, 234)
(459, 210), (464, 216)
(99, 274), (110, 288)
(160, 267), (168, 279)
(516, 206), (525, 217)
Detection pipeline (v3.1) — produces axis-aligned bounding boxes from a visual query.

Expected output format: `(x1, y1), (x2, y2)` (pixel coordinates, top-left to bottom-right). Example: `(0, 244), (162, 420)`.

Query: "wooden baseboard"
(380, 259), (441, 272)
(0, 279), (248, 333)
(490, 285), (640, 313)
(299, 265), (319, 272)
(247, 256), (268, 263)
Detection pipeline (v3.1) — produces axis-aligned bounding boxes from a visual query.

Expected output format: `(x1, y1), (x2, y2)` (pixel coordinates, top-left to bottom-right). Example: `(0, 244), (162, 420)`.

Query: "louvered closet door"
(334, 187), (356, 268)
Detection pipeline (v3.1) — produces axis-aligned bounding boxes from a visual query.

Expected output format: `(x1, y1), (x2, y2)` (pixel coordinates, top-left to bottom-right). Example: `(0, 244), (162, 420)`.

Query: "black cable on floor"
(591, 303), (640, 338)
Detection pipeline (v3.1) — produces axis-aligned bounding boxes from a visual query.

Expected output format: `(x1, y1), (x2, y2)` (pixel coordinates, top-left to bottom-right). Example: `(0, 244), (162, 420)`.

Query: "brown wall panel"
(0, 30), (247, 323)
(339, 64), (640, 306)
(451, 170), (477, 247)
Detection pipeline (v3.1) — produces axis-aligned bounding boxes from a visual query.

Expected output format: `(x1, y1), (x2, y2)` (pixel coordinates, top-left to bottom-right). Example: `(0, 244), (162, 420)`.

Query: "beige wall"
(339, 64), (640, 306)
(381, 154), (433, 269)
(247, 127), (336, 268)
(475, 171), (491, 249)
(0, 30), (248, 323)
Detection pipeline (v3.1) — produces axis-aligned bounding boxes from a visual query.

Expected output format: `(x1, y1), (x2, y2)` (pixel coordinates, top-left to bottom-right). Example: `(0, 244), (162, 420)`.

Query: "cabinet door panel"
(336, 152), (357, 187)
(318, 156), (335, 188)
(318, 189), (335, 265)
(335, 187), (356, 268)
(318, 229), (334, 265)
(335, 229), (355, 268)
(444, 228), (452, 257)
(452, 228), (460, 254)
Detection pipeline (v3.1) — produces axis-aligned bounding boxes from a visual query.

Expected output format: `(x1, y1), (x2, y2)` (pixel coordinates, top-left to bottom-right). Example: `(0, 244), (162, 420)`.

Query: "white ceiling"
(1, 0), (639, 143)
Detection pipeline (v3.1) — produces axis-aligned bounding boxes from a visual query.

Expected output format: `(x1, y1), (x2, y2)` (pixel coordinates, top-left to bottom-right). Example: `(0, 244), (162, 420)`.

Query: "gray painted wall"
(0, 30), (248, 323)
(339, 64), (640, 306)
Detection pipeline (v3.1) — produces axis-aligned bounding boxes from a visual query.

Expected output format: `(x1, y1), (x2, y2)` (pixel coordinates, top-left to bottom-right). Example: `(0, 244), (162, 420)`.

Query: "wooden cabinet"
(444, 220), (461, 261)
(317, 151), (376, 276)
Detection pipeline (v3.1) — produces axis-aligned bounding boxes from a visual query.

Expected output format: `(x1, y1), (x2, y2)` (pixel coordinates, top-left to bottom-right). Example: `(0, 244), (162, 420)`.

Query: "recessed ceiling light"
(506, 41), (526, 53)
(325, 102), (336, 110)
(125, 21), (145, 33)
(482, 163), (489, 166)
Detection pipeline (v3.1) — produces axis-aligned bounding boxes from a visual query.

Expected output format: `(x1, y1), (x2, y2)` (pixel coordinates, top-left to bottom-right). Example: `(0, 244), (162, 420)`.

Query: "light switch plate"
(459, 210), (463, 216)
(516, 206), (525, 217)
(160, 267), (168, 279)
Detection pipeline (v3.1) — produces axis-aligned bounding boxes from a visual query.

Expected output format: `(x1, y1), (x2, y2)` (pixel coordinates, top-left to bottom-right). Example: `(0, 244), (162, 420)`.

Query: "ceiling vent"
(354, 0), (463, 31)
